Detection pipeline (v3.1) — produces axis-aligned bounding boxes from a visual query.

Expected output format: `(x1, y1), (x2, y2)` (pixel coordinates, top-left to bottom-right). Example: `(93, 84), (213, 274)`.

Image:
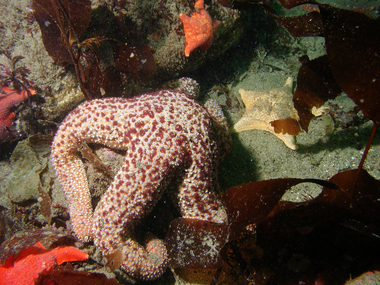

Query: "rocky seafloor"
(1, 0), (380, 284)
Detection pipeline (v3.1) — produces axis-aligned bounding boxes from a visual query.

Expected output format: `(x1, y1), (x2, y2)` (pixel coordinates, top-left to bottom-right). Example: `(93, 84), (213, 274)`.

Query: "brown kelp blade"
(319, 4), (380, 122)
(215, 170), (380, 284)
(274, 2), (380, 131)
(32, 0), (92, 63)
(135, 45), (156, 84)
(293, 55), (342, 131)
(270, 118), (302, 135)
(113, 43), (156, 85)
(32, 0), (71, 63)
(274, 11), (323, 37)
(222, 178), (339, 241)
(320, 169), (380, 217)
(276, 2), (380, 124)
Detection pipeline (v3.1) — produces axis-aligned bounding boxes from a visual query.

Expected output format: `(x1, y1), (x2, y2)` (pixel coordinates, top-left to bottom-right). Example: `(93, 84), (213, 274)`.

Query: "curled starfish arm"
(93, 189), (169, 280)
(92, 145), (186, 279)
(120, 236), (168, 280)
(51, 99), (128, 241)
(51, 139), (94, 241)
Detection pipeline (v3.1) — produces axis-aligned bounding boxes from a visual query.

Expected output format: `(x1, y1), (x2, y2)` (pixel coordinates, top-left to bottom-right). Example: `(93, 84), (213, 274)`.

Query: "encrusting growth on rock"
(50, 90), (231, 280)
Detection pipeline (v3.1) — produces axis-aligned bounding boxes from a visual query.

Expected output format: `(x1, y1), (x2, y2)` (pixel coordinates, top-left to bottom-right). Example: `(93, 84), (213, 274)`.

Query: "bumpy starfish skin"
(51, 90), (231, 280)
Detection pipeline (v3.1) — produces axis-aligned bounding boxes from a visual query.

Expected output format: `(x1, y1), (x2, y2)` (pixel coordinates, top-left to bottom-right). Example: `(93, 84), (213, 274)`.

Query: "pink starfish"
(51, 90), (231, 280)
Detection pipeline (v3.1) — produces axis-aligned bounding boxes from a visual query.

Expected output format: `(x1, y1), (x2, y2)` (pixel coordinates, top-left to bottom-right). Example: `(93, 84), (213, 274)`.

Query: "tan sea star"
(50, 90), (231, 280)
(232, 77), (300, 150)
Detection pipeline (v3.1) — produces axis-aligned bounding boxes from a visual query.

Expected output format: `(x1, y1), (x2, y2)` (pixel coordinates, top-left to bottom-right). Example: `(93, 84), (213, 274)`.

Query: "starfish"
(50, 90), (231, 280)
(179, 0), (221, 57)
(232, 77), (300, 150)
(0, 87), (36, 139)
(0, 242), (88, 285)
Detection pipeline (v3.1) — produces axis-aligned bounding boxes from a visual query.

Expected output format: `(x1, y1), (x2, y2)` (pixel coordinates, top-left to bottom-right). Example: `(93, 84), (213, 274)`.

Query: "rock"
(5, 137), (50, 203)
(0, 0), (248, 126)
(90, 0), (248, 81)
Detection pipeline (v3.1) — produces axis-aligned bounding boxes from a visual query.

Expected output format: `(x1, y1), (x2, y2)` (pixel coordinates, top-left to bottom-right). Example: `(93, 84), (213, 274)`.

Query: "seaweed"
(213, 169), (380, 284)
(276, 0), (380, 171)
(0, 51), (33, 91)
(292, 54), (342, 132)
(8, 0), (378, 283)
(273, 1), (380, 135)
(32, 0), (156, 100)
(166, 2), (380, 284)
(0, 52), (38, 143)
(219, 2), (380, 283)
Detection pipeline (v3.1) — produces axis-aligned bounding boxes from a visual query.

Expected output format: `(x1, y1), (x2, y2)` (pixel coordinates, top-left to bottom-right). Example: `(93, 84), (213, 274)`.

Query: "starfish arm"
(194, 0), (204, 9)
(199, 36), (213, 52)
(170, 112), (227, 224)
(233, 117), (297, 149)
(119, 236), (168, 280)
(51, 139), (94, 241)
(271, 131), (297, 150)
(1, 112), (16, 127)
(51, 98), (130, 241)
(180, 9), (214, 57)
(284, 76), (293, 88)
(0, 89), (28, 120)
(212, 18), (221, 31)
(238, 89), (259, 110)
(92, 150), (178, 279)
(177, 160), (228, 224)
(232, 116), (269, 133)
